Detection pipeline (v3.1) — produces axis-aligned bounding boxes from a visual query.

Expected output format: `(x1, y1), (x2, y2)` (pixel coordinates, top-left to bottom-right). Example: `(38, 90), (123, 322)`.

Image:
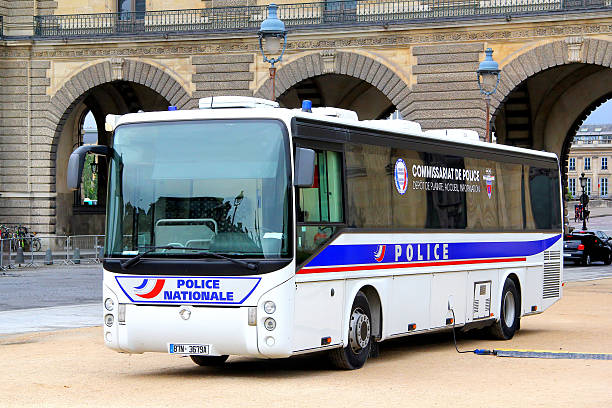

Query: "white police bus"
(68, 96), (562, 369)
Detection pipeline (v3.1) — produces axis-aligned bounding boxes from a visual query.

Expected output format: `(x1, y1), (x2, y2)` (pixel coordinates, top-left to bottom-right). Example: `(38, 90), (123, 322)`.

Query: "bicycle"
(8, 225), (42, 252)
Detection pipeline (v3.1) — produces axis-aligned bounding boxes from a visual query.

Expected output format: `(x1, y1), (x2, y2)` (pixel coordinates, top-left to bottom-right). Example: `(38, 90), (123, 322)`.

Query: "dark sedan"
(564, 231), (612, 266)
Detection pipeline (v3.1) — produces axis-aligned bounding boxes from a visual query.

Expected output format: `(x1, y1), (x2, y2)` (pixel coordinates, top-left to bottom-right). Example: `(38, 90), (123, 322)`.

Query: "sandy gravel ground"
(1, 279), (611, 408)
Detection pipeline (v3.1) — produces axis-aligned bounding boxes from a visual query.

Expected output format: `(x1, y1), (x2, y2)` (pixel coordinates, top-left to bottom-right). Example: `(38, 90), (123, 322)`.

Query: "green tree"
(82, 154), (98, 203)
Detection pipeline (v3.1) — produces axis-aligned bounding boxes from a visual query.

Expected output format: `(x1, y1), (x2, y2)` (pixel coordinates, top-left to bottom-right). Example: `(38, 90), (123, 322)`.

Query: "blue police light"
(168, 106), (177, 111)
(301, 100), (312, 113)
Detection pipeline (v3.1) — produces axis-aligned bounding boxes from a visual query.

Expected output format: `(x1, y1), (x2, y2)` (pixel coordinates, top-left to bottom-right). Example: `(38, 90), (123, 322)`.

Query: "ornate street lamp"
(90, 156), (98, 175)
(477, 48), (501, 143)
(579, 172), (589, 230)
(258, 4), (287, 101)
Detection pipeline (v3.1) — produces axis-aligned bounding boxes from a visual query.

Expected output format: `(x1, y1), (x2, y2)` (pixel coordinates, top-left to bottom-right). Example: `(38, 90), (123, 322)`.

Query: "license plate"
(168, 343), (210, 355)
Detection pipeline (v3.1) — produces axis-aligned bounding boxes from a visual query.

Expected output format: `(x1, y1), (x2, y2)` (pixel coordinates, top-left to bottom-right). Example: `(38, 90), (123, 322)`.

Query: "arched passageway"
(255, 51), (410, 120)
(492, 39), (612, 228)
(278, 74), (395, 119)
(49, 60), (192, 236)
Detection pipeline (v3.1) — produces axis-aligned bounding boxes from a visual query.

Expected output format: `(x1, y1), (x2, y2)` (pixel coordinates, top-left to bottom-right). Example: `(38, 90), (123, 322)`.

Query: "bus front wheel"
(330, 292), (372, 370)
(490, 278), (520, 340)
(190, 355), (229, 366)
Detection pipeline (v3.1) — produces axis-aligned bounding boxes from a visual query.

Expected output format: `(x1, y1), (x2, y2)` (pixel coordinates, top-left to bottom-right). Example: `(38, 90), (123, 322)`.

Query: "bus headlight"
(264, 318), (276, 331)
(263, 301), (276, 314)
(104, 298), (114, 311)
(105, 314), (114, 327)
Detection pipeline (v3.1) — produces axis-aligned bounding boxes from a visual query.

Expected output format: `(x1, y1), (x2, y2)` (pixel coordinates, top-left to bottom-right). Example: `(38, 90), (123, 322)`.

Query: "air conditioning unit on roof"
(199, 96), (279, 109)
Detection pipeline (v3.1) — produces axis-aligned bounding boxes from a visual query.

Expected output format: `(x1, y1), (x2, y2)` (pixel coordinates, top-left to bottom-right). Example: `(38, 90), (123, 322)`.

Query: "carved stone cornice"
(0, 21), (610, 59)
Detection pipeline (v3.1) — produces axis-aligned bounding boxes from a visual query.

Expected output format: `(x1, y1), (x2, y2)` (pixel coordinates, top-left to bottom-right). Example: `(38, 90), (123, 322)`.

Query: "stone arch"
(492, 38), (612, 226)
(254, 51), (411, 115)
(40, 59), (194, 235)
(46, 58), (193, 154)
(492, 38), (612, 129)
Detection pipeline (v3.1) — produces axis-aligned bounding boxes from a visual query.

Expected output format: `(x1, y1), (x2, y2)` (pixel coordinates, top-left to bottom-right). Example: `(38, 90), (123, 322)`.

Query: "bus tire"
(330, 292), (372, 370)
(490, 279), (520, 340)
(190, 355), (229, 366)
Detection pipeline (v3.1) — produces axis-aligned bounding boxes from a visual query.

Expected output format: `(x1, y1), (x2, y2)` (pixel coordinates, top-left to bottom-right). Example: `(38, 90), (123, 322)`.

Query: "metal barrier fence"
(33, 0), (612, 38)
(0, 235), (104, 270)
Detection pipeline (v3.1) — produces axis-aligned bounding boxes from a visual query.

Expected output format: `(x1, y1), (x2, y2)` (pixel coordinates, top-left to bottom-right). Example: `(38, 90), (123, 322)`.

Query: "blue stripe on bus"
(305, 234), (561, 268)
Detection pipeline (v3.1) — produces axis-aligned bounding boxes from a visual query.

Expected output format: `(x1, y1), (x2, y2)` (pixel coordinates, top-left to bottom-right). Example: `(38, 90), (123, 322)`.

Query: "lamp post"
(477, 48), (501, 143)
(258, 4), (287, 101)
(579, 172), (589, 231)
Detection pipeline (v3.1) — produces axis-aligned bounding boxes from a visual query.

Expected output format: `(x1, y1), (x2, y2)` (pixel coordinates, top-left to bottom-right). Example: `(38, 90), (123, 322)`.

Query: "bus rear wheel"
(190, 355), (229, 366)
(490, 278), (520, 340)
(330, 292), (372, 370)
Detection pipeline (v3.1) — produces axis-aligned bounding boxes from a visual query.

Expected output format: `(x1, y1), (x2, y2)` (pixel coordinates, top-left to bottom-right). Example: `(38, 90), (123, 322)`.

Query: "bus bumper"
(102, 277), (294, 358)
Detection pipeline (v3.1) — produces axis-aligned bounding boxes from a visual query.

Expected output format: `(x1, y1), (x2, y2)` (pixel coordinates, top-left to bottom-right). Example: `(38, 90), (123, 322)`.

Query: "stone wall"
(0, 57), (56, 232)
(37, 0), (58, 16)
(406, 43), (486, 134)
(192, 54), (254, 99)
(54, 0), (107, 15)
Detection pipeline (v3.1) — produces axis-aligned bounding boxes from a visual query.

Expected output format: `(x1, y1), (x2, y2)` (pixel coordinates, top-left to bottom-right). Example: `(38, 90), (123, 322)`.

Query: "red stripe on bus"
(297, 257), (527, 274)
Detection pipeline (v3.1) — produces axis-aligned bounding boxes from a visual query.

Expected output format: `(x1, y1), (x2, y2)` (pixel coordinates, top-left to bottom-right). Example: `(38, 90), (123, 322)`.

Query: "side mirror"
(67, 145), (112, 190)
(294, 147), (315, 187)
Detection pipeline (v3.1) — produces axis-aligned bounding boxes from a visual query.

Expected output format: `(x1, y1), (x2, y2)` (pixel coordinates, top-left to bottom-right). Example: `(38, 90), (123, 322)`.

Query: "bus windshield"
(105, 119), (291, 259)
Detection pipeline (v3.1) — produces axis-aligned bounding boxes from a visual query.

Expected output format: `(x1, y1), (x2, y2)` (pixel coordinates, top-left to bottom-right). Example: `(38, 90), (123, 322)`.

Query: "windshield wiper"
(120, 245), (257, 271)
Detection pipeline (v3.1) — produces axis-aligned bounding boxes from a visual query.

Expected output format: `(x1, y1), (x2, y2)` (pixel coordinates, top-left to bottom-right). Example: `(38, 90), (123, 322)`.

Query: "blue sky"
(584, 99), (612, 125)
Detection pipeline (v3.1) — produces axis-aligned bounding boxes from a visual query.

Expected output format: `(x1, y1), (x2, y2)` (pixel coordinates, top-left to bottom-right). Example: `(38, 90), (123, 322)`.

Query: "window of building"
(602, 157), (608, 170)
(584, 157), (591, 171)
(568, 178), (576, 198)
(601, 178), (608, 197)
(118, 0), (145, 19)
(586, 178), (592, 196)
(569, 157), (576, 171)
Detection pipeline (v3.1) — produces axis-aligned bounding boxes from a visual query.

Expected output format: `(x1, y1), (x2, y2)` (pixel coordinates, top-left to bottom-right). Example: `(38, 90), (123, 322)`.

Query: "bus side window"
(298, 151), (344, 223)
(297, 150), (344, 265)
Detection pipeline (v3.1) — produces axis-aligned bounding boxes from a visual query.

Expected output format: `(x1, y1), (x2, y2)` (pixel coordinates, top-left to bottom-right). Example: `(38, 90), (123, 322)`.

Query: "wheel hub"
(503, 291), (515, 328)
(349, 308), (371, 353)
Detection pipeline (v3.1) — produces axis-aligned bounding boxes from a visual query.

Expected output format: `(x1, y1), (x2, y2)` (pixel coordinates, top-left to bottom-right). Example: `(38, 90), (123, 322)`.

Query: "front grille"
(543, 250), (561, 299)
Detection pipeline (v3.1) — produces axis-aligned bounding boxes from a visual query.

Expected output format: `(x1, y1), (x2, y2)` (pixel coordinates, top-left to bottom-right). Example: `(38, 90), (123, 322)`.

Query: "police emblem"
(394, 159), (408, 195)
(482, 168), (495, 199)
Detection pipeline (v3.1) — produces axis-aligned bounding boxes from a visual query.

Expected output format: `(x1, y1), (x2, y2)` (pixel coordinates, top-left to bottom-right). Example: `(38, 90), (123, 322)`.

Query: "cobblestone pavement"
(0, 264), (101, 311)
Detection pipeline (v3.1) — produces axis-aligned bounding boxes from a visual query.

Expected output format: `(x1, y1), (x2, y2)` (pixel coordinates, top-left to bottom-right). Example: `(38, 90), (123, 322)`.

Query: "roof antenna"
(210, 95), (214, 109)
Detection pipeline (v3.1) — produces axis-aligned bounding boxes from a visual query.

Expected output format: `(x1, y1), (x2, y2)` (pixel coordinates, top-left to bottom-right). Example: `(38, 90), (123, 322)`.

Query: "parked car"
(563, 231), (612, 265)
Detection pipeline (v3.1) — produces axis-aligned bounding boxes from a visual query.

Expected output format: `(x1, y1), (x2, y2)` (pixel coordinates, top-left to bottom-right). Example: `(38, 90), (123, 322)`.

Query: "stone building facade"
(0, 1), (611, 235)
(567, 124), (612, 200)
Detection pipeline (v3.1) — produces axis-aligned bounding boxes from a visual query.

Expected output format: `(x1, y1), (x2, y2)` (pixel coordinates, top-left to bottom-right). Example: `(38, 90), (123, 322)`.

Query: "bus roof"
(110, 105), (558, 162)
